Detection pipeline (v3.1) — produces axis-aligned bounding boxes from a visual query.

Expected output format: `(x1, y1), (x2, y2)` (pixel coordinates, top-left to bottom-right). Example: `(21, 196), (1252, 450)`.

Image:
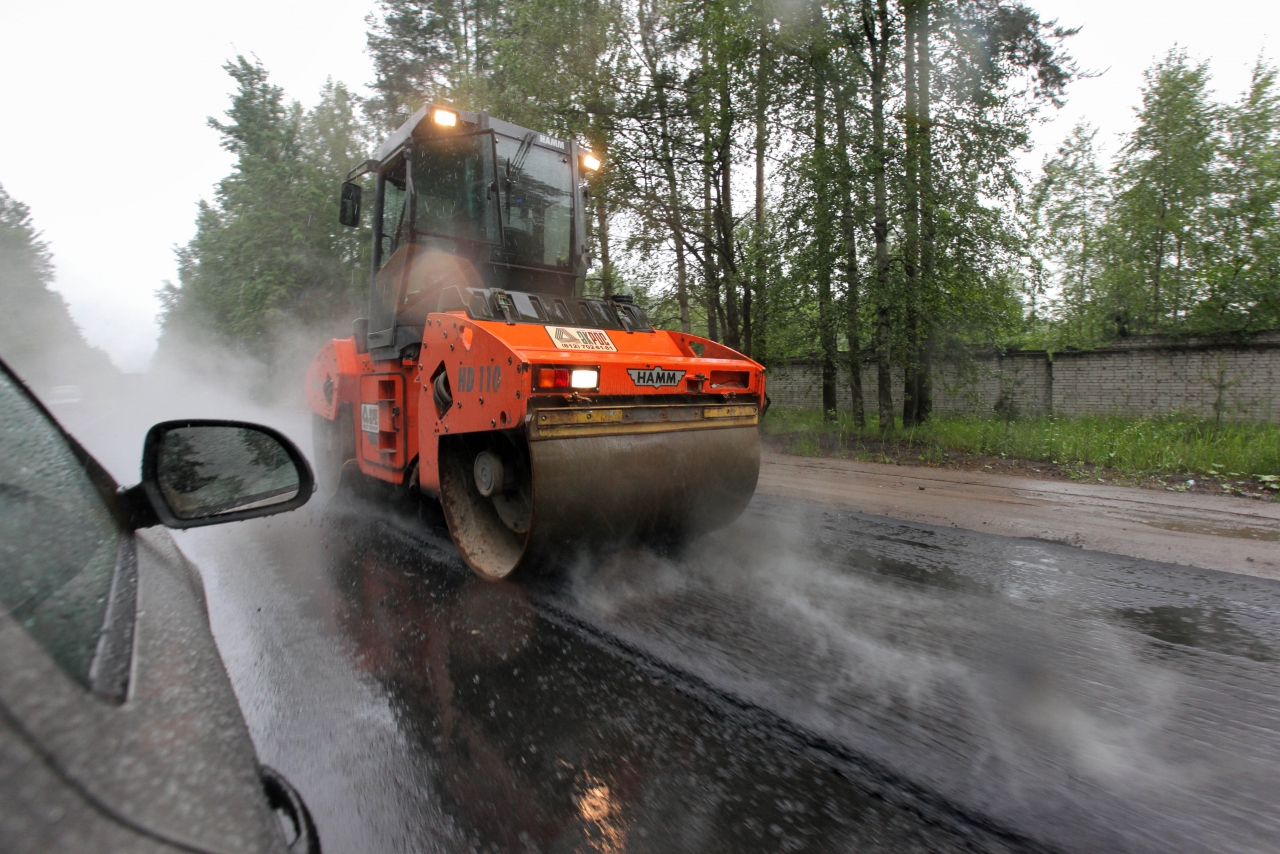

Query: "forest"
(157, 0), (1280, 427)
(0, 184), (116, 392)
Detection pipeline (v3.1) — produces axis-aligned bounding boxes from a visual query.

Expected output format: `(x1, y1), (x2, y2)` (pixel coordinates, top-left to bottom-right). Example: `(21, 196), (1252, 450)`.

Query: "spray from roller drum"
(307, 103), (765, 579)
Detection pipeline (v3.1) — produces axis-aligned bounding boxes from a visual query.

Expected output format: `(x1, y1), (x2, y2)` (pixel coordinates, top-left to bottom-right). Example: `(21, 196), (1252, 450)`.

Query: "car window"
(0, 369), (121, 689)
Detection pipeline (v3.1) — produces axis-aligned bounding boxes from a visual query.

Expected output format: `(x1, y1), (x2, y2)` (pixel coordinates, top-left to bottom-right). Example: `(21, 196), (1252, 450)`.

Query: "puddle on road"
(1133, 517), (1280, 541)
(815, 513), (985, 594)
(1115, 603), (1275, 661)
(848, 547), (983, 594)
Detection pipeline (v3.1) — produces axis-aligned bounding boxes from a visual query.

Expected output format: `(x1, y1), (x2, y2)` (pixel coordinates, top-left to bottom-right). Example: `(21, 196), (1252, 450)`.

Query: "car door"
(0, 363), (303, 852)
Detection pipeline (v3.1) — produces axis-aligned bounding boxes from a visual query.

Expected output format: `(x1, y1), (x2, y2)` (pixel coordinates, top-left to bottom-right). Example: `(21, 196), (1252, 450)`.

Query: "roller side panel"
(416, 313), (529, 495)
(421, 314), (530, 443)
(305, 337), (362, 420)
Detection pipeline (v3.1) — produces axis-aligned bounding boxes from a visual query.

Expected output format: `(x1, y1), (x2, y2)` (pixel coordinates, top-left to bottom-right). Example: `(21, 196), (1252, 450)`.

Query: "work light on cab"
(432, 108), (458, 127)
(582, 153), (601, 171)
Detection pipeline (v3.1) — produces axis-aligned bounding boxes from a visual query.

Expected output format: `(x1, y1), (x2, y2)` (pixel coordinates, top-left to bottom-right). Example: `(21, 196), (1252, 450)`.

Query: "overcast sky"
(1, 1), (1276, 372)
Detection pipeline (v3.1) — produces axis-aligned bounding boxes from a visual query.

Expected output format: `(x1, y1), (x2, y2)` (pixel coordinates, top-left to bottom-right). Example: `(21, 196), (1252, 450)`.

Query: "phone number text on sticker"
(544, 326), (617, 352)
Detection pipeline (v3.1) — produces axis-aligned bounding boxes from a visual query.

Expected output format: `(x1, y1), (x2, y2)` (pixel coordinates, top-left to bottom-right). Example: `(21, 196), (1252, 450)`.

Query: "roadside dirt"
(761, 431), (1280, 502)
(757, 451), (1280, 580)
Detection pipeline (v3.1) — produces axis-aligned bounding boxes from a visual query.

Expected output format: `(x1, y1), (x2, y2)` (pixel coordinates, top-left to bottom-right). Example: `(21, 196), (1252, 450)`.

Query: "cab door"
(368, 153), (411, 353)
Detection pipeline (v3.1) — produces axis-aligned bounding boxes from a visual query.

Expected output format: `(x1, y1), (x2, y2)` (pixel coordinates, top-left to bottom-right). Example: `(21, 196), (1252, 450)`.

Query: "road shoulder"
(757, 452), (1280, 579)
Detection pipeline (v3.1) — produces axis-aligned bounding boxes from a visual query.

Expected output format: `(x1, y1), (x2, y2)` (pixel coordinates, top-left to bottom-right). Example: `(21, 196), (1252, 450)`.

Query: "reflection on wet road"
(178, 492), (1280, 854)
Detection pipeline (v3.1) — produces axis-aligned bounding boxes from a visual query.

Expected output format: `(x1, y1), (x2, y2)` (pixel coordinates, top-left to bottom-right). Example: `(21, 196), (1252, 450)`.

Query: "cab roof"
(372, 105), (570, 165)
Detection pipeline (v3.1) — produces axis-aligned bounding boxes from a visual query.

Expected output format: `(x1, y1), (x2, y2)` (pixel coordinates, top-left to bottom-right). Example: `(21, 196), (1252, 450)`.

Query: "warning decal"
(361, 403), (379, 434)
(543, 326), (617, 352)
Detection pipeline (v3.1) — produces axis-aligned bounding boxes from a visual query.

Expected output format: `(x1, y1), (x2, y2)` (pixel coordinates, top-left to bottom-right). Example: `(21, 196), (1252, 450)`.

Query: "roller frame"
(306, 310), (766, 579)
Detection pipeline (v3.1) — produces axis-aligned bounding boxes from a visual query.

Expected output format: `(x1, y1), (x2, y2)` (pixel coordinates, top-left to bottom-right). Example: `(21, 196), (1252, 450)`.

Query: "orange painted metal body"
(305, 313), (766, 497)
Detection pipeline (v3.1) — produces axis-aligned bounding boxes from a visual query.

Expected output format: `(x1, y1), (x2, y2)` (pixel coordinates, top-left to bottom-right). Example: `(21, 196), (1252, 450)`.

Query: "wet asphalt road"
(174, 488), (1280, 854)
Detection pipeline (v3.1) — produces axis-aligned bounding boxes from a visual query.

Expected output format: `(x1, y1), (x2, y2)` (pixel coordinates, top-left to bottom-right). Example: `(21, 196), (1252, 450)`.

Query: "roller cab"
(306, 104), (764, 579)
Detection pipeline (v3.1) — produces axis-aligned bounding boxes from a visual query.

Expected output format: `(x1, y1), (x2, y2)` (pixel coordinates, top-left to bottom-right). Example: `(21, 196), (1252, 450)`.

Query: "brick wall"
(766, 330), (1280, 422)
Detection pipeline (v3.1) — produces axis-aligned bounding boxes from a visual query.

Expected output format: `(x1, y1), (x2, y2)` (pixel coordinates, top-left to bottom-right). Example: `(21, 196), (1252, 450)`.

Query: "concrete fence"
(765, 330), (1280, 422)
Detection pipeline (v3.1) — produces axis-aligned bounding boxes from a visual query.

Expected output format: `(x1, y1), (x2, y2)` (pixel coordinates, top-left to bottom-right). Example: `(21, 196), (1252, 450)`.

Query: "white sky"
(1023, 1), (1278, 165)
(0, 1), (374, 371)
(0, 1), (1276, 372)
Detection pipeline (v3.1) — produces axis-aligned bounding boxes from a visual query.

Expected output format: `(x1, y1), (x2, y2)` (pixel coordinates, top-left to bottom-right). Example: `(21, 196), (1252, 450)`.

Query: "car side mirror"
(338, 181), (362, 228)
(121, 420), (313, 530)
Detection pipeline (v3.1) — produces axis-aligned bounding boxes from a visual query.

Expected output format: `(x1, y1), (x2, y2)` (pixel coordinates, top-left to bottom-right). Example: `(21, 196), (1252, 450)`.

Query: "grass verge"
(761, 408), (1280, 500)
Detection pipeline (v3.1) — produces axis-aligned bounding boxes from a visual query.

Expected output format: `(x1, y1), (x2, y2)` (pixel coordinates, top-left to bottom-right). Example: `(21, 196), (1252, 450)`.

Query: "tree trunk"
(865, 0), (894, 433)
(702, 131), (722, 342)
(750, 0), (770, 360)
(698, 36), (722, 341)
(916, 0), (935, 420)
(1153, 204), (1165, 330)
(835, 76), (865, 428)
(901, 0), (921, 427)
(674, 218), (692, 332)
(595, 195), (612, 297)
(639, 3), (691, 332)
(812, 5), (838, 421)
(717, 49), (741, 350)
(658, 82), (691, 331)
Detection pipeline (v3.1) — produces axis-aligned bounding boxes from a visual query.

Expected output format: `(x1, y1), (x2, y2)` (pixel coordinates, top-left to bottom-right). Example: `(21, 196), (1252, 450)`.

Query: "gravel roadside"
(757, 451), (1280, 580)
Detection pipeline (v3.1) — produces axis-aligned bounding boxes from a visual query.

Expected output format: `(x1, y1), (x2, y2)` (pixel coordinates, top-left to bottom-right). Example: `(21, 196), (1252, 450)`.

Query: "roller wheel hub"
(473, 451), (504, 497)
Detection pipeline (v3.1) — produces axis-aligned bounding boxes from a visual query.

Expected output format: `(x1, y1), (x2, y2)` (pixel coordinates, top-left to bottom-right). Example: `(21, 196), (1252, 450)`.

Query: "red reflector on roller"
(535, 367), (571, 390)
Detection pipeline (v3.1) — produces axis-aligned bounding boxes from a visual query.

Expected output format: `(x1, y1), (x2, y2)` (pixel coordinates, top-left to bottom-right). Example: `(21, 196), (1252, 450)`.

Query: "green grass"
(762, 408), (1280, 480)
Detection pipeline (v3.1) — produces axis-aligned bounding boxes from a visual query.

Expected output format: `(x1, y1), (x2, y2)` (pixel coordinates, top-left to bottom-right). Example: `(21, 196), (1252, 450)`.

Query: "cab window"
(496, 136), (574, 268)
(378, 156), (409, 268)
(371, 156), (411, 341)
(412, 133), (498, 245)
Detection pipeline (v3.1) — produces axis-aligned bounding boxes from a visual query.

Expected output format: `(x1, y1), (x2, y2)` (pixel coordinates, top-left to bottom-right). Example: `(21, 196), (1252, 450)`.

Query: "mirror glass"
(339, 181), (362, 227)
(155, 426), (300, 520)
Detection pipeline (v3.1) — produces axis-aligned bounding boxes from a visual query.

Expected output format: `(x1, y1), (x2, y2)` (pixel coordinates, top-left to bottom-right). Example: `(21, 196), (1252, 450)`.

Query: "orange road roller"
(306, 104), (764, 579)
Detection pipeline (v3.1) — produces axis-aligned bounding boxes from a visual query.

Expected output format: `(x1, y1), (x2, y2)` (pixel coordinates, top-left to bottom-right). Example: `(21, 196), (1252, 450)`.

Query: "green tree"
(359, 0), (1078, 428)
(1027, 121), (1108, 347)
(1103, 48), (1218, 335)
(1197, 59), (1280, 333)
(160, 58), (371, 368)
(366, 0), (509, 124)
(0, 184), (114, 389)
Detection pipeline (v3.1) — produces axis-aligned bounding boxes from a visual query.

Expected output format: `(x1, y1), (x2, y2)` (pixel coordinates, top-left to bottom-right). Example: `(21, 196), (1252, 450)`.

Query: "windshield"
(496, 135), (574, 269)
(413, 134), (497, 245)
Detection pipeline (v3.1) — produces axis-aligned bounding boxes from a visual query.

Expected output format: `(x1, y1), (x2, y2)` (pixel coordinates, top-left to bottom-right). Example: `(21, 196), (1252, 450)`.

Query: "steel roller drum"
(440, 426), (761, 580)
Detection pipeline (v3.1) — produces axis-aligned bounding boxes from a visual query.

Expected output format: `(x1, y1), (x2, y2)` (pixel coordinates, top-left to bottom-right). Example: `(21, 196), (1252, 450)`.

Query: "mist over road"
(173, 484), (1280, 854)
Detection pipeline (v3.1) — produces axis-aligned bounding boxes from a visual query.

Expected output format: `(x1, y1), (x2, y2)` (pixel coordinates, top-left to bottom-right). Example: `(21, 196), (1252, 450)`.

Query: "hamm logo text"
(628, 367), (686, 388)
